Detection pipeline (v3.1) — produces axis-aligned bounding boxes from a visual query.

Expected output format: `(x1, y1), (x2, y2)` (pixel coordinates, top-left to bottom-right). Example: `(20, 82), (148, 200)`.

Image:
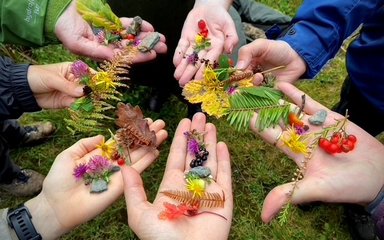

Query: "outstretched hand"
(122, 113), (233, 239)
(173, 3), (238, 86)
(55, 1), (167, 62)
(250, 82), (384, 223)
(25, 119), (167, 239)
(236, 39), (307, 85)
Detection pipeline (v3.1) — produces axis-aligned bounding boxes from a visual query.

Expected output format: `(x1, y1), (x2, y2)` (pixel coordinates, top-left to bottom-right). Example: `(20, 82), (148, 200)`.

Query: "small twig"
(259, 65), (285, 74)
(297, 94), (306, 116)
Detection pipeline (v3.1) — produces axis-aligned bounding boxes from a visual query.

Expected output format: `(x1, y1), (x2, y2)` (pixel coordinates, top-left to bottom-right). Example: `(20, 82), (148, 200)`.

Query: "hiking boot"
(0, 169), (45, 197)
(22, 122), (56, 147)
(345, 204), (377, 240)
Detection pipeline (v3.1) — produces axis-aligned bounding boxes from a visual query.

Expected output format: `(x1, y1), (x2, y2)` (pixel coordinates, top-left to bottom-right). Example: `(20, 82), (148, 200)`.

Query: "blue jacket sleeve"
(279, 0), (383, 78)
(0, 56), (41, 119)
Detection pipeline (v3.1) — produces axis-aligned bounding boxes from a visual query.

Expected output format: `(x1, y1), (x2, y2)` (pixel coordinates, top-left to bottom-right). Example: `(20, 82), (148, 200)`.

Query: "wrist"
(24, 194), (66, 240)
(194, 0), (232, 10)
(45, 0), (73, 43)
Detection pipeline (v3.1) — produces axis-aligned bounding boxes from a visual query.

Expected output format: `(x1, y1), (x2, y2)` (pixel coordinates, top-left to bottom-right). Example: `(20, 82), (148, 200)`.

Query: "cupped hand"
(55, 1), (167, 62)
(122, 113), (233, 240)
(250, 82), (384, 223)
(236, 39), (307, 85)
(173, 3), (238, 86)
(26, 119), (167, 239)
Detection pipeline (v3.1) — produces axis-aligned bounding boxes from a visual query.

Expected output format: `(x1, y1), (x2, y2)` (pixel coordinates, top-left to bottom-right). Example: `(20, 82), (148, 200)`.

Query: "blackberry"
(196, 159), (203, 166)
(190, 159), (197, 168)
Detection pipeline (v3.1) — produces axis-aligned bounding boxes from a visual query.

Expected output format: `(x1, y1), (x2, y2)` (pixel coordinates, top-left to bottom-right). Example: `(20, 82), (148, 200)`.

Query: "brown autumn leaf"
(115, 102), (156, 150)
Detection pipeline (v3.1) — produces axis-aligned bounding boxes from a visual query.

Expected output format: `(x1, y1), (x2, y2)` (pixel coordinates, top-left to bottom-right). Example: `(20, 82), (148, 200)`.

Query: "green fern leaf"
(77, 0), (123, 32)
(227, 87), (289, 131)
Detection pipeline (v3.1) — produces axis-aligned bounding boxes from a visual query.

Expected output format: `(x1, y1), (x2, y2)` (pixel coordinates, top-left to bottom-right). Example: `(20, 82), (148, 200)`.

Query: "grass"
(0, 1), (353, 239)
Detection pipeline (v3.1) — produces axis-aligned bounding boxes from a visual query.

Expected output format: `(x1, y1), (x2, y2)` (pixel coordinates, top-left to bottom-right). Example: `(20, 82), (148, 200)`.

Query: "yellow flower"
(204, 66), (218, 81)
(281, 127), (310, 156)
(195, 35), (205, 45)
(97, 138), (117, 160)
(92, 71), (118, 91)
(186, 178), (206, 198)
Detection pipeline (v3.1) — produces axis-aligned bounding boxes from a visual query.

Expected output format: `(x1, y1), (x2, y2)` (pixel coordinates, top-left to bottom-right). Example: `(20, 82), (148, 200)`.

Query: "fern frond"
(161, 190), (225, 208)
(77, 0), (123, 32)
(227, 87), (289, 131)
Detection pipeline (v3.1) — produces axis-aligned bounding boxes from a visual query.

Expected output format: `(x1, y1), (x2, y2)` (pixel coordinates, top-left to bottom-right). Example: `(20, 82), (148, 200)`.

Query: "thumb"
(236, 39), (268, 70)
(262, 178), (325, 223)
(43, 71), (84, 98)
(62, 135), (104, 159)
(121, 165), (149, 218)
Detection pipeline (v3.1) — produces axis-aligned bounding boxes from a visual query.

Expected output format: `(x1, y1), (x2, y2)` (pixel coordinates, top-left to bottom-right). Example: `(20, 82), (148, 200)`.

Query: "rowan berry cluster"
(318, 131), (357, 154)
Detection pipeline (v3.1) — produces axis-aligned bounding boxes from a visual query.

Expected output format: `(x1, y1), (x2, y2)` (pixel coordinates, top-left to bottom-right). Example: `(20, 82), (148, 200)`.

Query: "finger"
(261, 182), (294, 223)
(276, 82), (328, 115)
(193, 46), (223, 80)
(174, 47), (196, 85)
(178, 49), (209, 85)
(235, 38), (268, 70)
(131, 149), (160, 173)
(186, 113), (207, 170)
(164, 118), (191, 171)
(173, 38), (190, 66)
(121, 165), (150, 220)
(69, 38), (116, 61)
(215, 142), (232, 199)
(222, 21), (238, 55)
(202, 123), (218, 179)
(120, 17), (155, 32)
(61, 135), (104, 159)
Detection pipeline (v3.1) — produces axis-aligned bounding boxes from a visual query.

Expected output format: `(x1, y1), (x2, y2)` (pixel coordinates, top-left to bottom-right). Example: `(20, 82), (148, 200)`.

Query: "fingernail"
(76, 87), (85, 96)
(235, 60), (245, 69)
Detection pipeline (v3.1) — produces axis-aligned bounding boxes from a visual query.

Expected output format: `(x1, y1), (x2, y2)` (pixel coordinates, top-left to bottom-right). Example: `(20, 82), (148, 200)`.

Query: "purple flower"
(295, 125), (308, 135)
(187, 52), (199, 65)
(86, 155), (112, 176)
(73, 163), (88, 180)
(71, 60), (89, 78)
(187, 139), (200, 155)
(134, 39), (142, 47)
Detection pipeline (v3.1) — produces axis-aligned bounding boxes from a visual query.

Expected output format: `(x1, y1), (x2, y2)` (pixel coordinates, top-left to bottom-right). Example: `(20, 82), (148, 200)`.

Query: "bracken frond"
(161, 190), (225, 208)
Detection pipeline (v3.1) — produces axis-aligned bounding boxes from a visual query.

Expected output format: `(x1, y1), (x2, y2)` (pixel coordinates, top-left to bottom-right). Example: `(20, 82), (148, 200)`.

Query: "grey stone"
(138, 32), (161, 52)
(308, 109), (327, 126)
(90, 179), (108, 193)
(188, 166), (211, 178)
(127, 16), (143, 35)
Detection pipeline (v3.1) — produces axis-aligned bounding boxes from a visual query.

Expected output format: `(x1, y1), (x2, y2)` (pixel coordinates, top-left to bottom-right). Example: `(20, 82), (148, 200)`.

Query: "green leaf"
(218, 55), (230, 68)
(77, 0), (123, 32)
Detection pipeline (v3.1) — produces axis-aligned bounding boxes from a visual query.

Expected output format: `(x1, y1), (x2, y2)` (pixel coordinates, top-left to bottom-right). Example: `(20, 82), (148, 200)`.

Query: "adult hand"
(173, 1), (238, 86)
(250, 82), (384, 223)
(27, 62), (84, 109)
(55, 1), (167, 62)
(122, 113), (233, 239)
(236, 39), (307, 85)
(24, 119), (167, 239)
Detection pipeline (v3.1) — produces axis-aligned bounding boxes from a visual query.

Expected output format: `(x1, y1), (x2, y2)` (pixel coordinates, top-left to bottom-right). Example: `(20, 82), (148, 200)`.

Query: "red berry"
(326, 143), (339, 154)
(112, 152), (120, 161)
(330, 136), (340, 144)
(347, 134), (357, 143)
(200, 29), (209, 38)
(198, 19), (207, 30)
(117, 158), (125, 166)
(126, 34), (135, 41)
(319, 138), (330, 149)
(341, 144), (351, 153)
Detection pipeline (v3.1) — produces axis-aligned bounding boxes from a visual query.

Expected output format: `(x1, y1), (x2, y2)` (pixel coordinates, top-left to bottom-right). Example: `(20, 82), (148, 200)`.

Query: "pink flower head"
(86, 155), (112, 176)
(187, 138), (200, 155)
(73, 163), (88, 180)
(227, 86), (238, 95)
(71, 60), (89, 78)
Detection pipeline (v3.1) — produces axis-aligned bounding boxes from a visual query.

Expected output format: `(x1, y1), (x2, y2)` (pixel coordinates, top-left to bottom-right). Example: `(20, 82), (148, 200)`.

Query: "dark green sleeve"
(0, 0), (72, 46)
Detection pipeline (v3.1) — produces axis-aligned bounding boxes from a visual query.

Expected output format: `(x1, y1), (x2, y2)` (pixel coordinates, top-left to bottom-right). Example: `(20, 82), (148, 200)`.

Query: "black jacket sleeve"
(0, 56), (41, 119)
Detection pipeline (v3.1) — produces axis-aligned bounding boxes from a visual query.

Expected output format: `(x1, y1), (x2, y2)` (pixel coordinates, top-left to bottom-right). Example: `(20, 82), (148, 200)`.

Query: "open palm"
(251, 82), (384, 223)
(122, 113), (233, 240)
